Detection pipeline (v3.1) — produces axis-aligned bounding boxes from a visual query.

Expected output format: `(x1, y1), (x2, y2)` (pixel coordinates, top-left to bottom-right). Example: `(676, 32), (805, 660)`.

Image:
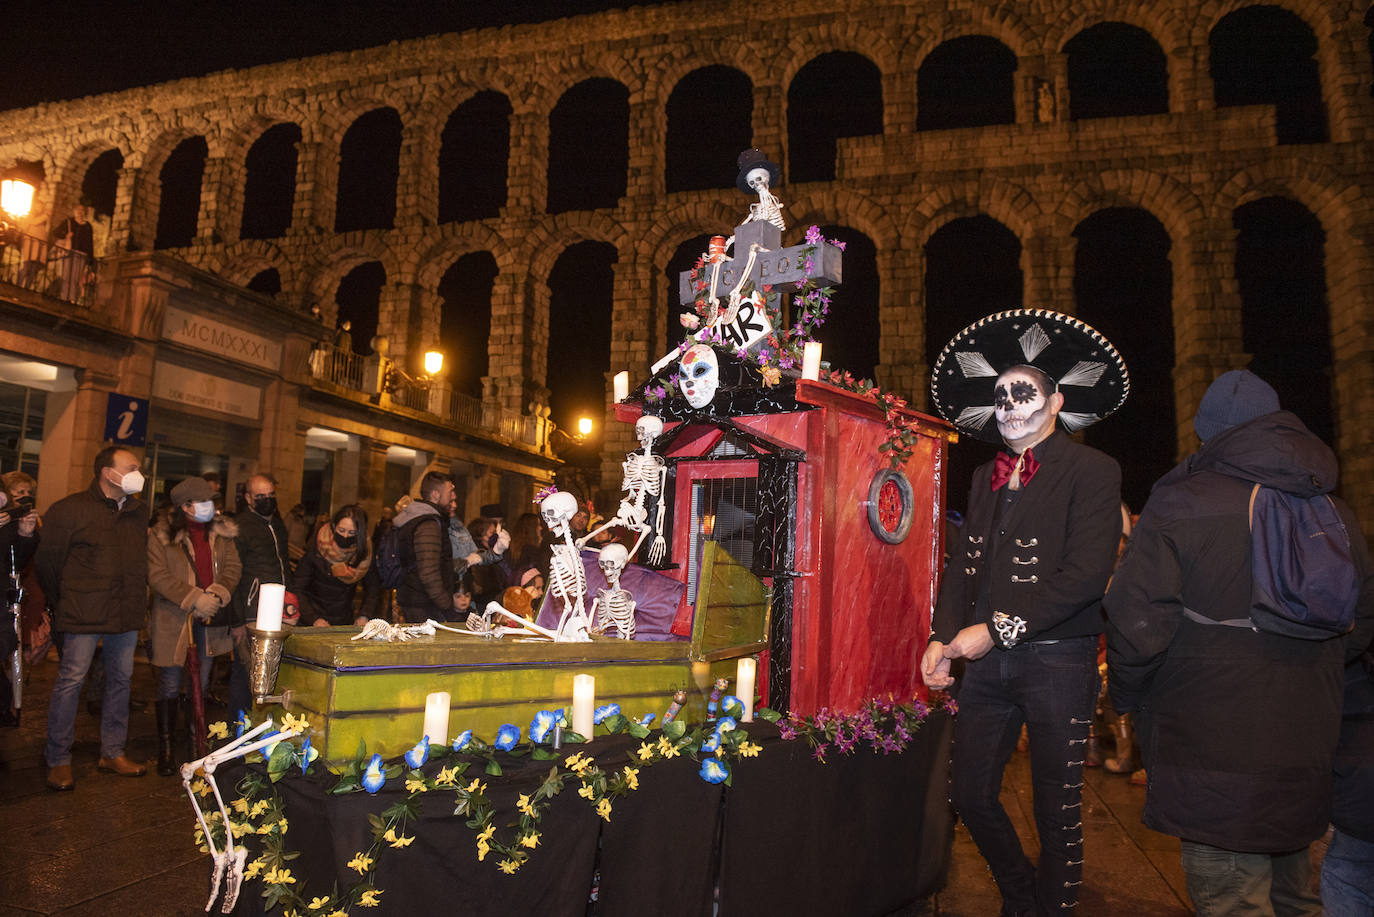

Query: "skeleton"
(578, 415), (668, 564)
(182, 717), (300, 913)
(351, 618), (436, 642)
(589, 543), (637, 640)
(541, 491), (592, 641)
(679, 344), (720, 409)
(741, 165), (786, 231)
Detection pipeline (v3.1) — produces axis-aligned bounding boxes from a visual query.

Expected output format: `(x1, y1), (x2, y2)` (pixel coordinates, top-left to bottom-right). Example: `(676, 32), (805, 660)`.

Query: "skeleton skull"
(745, 166), (772, 193)
(679, 344), (719, 408)
(540, 491), (579, 535)
(635, 415), (663, 449)
(993, 366), (1057, 449)
(598, 543), (629, 582)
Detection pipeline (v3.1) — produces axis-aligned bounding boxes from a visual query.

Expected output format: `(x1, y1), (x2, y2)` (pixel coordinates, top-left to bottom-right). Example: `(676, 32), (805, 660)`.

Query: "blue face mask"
(191, 501), (215, 523)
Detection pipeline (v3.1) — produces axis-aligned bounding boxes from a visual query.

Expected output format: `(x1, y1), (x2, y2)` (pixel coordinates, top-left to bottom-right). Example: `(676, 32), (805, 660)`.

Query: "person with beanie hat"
(1105, 369), (1374, 916)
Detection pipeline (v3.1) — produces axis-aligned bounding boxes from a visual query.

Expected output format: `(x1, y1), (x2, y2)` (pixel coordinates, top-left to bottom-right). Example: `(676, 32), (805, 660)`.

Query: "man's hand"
(465, 552), (482, 567)
(943, 623), (995, 662)
(921, 640), (955, 689)
(17, 510), (37, 537)
(191, 592), (220, 621)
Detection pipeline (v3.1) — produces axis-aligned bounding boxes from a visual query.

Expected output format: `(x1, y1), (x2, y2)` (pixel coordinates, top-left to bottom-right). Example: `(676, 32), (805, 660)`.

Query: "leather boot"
(155, 699), (177, 777)
(1104, 714), (1140, 774)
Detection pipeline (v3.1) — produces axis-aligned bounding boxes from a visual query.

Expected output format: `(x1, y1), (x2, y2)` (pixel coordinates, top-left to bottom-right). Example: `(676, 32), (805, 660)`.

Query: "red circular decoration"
(878, 479), (904, 532)
(867, 468), (915, 544)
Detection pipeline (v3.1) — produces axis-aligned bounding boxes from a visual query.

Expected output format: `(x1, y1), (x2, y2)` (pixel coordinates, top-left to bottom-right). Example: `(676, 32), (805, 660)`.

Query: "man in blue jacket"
(1105, 370), (1374, 916)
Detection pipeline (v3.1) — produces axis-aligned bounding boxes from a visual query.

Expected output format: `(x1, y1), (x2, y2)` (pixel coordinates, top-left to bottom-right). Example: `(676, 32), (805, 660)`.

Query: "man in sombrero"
(922, 309), (1129, 915)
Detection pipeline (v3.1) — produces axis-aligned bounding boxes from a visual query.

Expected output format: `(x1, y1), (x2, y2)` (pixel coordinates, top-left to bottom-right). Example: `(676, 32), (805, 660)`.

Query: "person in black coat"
(923, 310), (1129, 916)
(0, 488), (38, 725)
(1105, 370), (1374, 916)
(230, 473), (290, 714)
(1324, 635), (1374, 913)
(291, 505), (379, 626)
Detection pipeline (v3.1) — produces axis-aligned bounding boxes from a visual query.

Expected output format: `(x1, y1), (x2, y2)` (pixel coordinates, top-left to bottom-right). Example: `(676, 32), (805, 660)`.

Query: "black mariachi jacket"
(933, 431), (1121, 647)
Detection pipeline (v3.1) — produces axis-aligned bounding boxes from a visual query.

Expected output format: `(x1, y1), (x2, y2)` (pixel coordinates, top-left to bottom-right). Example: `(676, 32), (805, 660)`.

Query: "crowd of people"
(0, 450), (611, 788)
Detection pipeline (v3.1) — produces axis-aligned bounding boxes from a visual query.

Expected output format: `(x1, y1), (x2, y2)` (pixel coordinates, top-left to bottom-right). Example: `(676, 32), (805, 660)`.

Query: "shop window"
(335, 107), (402, 232)
(923, 215), (1022, 511)
(0, 382), (46, 477)
(334, 261), (385, 355)
(810, 225), (879, 381)
(1210, 6), (1326, 144)
(436, 251), (497, 397)
(665, 67), (753, 193)
(547, 79), (629, 214)
(547, 240), (617, 430)
(917, 36), (1017, 131)
(1235, 196), (1332, 443)
(787, 52), (883, 183)
(1073, 207), (1175, 508)
(241, 122), (301, 240)
(81, 148), (123, 219)
(1064, 22), (1169, 121)
(438, 91), (511, 223)
(154, 136), (208, 249)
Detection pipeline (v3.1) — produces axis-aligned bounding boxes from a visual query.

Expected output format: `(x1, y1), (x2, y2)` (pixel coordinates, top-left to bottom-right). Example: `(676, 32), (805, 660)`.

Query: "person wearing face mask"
(230, 473), (291, 713)
(146, 477), (242, 776)
(36, 446), (152, 791)
(923, 310), (1128, 916)
(290, 505), (379, 627)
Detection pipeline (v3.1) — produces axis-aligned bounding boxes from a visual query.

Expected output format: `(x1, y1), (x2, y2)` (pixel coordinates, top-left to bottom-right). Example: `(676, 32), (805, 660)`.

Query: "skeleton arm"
(647, 464), (669, 566)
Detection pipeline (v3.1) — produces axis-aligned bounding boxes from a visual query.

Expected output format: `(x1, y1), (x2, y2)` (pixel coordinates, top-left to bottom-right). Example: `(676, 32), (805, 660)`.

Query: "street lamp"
(577, 416), (594, 438)
(0, 179), (34, 220)
(423, 349), (444, 377)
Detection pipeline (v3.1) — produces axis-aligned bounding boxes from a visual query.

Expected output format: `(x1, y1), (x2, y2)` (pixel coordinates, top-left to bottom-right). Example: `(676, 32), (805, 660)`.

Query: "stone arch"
(214, 239), (298, 290)
(786, 51), (885, 184)
(774, 22), (903, 91)
(903, 178), (1041, 249)
(1194, 0), (1345, 47)
(546, 77), (630, 213)
(537, 52), (647, 113)
(435, 89), (512, 224)
(334, 106), (404, 232)
(1046, 5), (1191, 57)
(524, 211), (630, 283)
(304, 239), (405, 318)
(1214, 158), (1367, 234)
(237, 121), (303, 241)
(640, 48), (768, 122)
(410, 222), (521, 292)
(787, 187), (900, 250)
(636, 199), (743, 271)
(915, 34), (1020, 130)
(1062, 21), (1171, 119)
(50, 136), (133, 224)
(665, 65), (754, 193)
(127, 120), (217, 250)
(1050, 170), (1205, 260)
(908, 8), (1040, 67)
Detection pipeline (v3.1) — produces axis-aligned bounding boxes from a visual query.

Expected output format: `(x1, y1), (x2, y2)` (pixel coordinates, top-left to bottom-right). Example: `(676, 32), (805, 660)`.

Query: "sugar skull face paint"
(994, 367), (1055, 450)
(679, 344), (719, 408)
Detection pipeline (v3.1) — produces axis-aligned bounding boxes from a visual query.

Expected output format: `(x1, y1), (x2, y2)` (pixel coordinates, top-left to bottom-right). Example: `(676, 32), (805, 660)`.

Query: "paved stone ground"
(0, 652), (1327, 916)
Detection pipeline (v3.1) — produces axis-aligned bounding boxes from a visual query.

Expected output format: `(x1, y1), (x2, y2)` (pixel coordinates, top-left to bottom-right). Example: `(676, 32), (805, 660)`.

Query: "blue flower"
(638, 713), (655, 726)
(451, 729), (472, 752)
(593, 703), (621, 725)
(495, 723), (520, 751)
(715, 716), (738, 735)
(699, 758), (729, 784)
(720, 695), (744, 718)
(529, 709), (561, 745)
(404, 737), (430, 769)
(361, 753), (386, 794)
(700, 732), (721, 754)
(298, 736), (318, 775)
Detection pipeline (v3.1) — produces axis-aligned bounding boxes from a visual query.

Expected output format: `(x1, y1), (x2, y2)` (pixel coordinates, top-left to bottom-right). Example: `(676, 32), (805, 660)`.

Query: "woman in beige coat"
(147, 477), (241, 775)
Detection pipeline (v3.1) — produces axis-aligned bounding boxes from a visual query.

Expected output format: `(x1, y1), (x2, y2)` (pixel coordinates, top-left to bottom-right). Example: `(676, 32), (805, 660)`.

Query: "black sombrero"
(930, 309), (1130, 443)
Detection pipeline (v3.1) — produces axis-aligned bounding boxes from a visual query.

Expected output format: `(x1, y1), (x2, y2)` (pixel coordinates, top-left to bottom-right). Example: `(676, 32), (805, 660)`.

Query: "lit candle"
(801, 341), (823, 381)
(736, 657), (757, 722)
(572, 674), (595, 739)
(422, 691), (450, 746)
(256, 583), (285, 631)
(613, 371), (629, 403)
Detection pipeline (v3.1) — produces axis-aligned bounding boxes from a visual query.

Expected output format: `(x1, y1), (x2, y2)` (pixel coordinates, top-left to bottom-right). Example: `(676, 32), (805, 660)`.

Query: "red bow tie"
(991, 449), (1041, 491)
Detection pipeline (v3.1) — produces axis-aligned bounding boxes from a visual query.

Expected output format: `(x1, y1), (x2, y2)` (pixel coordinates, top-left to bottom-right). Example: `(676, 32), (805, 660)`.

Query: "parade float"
(186, 151), (958, 916)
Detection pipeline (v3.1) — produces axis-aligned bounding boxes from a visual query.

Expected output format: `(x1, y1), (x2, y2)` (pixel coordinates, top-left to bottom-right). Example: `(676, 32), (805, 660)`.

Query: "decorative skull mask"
(679, 344), (719, 409)
(994, 366), (1056, 449)
(598, 543), (629, 583)
(635, 415), (664, 450)
(540, 491), (579, 536)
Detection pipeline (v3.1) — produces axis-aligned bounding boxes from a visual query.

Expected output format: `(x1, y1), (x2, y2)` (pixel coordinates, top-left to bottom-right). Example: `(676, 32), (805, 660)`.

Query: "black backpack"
(375, 516), (426, 589)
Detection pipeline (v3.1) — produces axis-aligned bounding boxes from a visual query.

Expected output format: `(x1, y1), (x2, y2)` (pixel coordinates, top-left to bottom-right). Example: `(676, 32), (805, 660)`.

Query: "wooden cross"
(653, 221), (843, 372)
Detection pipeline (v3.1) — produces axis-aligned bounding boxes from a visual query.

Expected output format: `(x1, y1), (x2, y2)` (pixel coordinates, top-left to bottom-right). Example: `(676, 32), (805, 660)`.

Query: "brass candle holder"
(247, 625), (294, 709)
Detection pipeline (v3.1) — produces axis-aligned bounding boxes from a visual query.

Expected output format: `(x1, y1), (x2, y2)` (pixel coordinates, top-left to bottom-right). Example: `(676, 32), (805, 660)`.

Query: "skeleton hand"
(647, 535), (666, 566)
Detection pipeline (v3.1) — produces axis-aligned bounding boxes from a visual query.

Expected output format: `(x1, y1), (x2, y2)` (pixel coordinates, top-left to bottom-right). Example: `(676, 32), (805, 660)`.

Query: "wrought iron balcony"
(0, 226), (98, 307)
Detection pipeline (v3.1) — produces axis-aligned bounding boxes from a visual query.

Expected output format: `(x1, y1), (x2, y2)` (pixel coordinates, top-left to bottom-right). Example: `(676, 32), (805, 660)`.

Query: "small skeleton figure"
(541, 490), (592, 641)
(350, 618), (435, 642)
(590, 543), (637, 640)
(579, 415), (668, 564)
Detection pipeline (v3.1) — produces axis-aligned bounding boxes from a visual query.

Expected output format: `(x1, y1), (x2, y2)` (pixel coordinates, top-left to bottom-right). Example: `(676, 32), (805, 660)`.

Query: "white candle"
(736, 657), (757, 722)
(256, 583), (285, 631)
(572, 673), (595, 739)
(613, 370), (629, 403)
(422, 691), (450, 746)
(801, 341), (823, 381)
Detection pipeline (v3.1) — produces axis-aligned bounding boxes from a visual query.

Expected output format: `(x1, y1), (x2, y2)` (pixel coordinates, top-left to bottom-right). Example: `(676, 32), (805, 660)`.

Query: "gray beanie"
(1193, 369), (1280, 442)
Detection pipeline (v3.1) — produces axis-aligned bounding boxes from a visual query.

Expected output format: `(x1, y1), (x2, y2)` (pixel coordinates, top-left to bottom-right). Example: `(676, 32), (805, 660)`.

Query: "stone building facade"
(1, 0), (1372, 524)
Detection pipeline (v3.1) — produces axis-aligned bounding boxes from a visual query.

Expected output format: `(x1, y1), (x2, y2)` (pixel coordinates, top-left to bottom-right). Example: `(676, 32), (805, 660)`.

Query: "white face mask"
(191, 501), (215, 523)
(114, 468), (144, 495)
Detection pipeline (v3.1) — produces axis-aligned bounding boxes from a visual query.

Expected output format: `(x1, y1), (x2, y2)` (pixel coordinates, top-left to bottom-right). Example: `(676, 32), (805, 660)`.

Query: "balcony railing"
(307, 343), (548, 451)
(0, 226), (98, 307)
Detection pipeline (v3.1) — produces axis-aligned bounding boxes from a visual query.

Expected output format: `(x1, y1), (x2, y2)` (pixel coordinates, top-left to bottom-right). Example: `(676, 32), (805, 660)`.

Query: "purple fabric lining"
(535, 549), (687, 641)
